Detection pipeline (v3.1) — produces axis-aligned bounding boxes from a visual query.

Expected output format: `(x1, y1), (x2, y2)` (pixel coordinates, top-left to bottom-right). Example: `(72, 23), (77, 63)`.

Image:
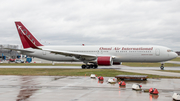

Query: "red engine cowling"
(97, 56), (113, 66)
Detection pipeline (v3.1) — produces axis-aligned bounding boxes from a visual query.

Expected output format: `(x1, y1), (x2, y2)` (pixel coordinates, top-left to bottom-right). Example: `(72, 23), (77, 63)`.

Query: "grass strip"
(0, 68), (179, 78)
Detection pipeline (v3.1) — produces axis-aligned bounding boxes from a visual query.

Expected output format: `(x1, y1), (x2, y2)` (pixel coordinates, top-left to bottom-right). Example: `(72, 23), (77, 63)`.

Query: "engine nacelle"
(97, 56), (113, 66)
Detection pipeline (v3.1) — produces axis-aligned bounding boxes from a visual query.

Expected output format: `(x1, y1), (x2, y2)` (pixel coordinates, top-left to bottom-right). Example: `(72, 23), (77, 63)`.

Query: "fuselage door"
(100, 50), (103, 54)
(155, 48), (160, 56)
(43, 51), (46, 55)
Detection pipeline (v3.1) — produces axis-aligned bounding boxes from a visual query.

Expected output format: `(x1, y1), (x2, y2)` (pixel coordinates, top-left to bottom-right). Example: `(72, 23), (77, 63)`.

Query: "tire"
(90, 64), (93, 68)
(82, 65), (86, 69)
(93, 65), (98, 69)
(160, 66), (164, 70)
(87, 65), (90, 69)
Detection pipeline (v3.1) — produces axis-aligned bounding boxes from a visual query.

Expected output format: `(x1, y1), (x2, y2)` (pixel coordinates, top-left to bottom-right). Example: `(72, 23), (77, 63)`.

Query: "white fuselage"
(19, 45), (178, 63)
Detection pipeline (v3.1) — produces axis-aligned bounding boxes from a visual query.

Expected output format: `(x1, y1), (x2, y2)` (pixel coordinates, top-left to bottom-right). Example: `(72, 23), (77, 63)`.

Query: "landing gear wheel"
(87, 65), (90, 69)
(82, 65), (86, 69)
(93, 65), (98, 69)
(89, 64), (93, 68)
(160, 66), (164, 70)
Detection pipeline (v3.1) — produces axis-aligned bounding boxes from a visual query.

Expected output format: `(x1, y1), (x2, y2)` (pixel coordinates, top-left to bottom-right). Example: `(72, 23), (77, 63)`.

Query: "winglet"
(15, 21), (43, 49)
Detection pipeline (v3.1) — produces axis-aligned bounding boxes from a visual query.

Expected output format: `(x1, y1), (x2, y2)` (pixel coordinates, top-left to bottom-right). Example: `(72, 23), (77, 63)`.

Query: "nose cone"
(171, 52), (178, 59)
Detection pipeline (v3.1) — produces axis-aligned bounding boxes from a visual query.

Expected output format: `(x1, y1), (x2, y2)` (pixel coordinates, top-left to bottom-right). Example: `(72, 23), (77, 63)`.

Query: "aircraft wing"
(43, 48), (97, 61)
(4, 48), (34, 53)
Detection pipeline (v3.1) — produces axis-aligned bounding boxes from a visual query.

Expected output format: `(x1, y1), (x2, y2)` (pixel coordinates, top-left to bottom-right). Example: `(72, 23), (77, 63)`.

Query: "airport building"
(0, 44), (19, 60)
(176, 51), (180, 55)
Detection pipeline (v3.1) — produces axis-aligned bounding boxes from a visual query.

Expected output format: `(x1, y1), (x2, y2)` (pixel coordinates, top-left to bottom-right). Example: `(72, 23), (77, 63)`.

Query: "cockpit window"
(167, 50), (173, 52)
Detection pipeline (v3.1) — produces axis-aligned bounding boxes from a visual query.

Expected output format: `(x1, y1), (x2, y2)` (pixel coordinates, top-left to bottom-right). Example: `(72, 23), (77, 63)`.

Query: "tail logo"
(17, 25), (35, 45)
(17, 25), (27, 35)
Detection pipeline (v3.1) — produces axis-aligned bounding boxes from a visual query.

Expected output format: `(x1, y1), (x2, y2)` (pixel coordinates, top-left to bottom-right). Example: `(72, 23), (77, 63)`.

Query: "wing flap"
(43, 49), (97, 61)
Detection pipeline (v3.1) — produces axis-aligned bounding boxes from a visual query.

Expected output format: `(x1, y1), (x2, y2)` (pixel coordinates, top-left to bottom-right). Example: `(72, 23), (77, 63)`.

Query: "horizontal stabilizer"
(4, 48), (34, 53)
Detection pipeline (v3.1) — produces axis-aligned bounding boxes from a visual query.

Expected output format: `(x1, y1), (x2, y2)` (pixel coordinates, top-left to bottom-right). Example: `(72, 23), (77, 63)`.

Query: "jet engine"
(97, 56), (113, 66)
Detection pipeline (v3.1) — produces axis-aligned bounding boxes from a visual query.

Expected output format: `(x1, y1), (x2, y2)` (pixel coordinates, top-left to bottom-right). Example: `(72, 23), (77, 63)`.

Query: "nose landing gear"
(160, 63), (164, 70)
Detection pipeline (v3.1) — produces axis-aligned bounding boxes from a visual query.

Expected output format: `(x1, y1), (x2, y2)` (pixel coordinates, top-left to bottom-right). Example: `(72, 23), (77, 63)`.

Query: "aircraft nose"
(171, 52), (178, 59)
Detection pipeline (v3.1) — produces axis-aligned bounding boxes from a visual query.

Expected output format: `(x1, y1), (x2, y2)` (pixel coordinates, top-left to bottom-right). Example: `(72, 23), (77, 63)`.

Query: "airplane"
(6, 21), (178, 69)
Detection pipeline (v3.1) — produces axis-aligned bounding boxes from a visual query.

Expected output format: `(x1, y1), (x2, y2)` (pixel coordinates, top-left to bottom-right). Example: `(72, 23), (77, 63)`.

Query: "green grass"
(0, 68), (179, 78)
(171, 57), (180, 61)
(122, 62), (180, 67)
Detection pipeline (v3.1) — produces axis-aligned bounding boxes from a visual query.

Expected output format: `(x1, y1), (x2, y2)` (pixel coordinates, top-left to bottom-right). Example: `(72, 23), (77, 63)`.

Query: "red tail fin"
(15, 21), (43, 49)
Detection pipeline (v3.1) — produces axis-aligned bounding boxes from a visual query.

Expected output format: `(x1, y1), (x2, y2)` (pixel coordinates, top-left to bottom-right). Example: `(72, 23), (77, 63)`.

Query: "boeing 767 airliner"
(6, 21), (178, 69)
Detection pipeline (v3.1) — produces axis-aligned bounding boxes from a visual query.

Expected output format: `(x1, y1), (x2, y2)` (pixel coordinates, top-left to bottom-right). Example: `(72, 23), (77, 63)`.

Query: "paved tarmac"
(0, 76), (179, 101)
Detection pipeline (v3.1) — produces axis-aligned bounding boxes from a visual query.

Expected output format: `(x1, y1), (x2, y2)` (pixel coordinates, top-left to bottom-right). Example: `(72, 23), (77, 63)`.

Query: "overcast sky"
(0, 0), (180, 50)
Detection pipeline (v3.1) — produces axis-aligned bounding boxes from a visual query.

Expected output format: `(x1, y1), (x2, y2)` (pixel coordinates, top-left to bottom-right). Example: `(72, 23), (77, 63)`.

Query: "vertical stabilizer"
(15, 22), (43, 49)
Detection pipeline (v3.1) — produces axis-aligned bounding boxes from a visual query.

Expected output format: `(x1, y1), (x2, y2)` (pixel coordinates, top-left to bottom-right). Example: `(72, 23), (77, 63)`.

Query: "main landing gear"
(81, 64), (98, 69)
